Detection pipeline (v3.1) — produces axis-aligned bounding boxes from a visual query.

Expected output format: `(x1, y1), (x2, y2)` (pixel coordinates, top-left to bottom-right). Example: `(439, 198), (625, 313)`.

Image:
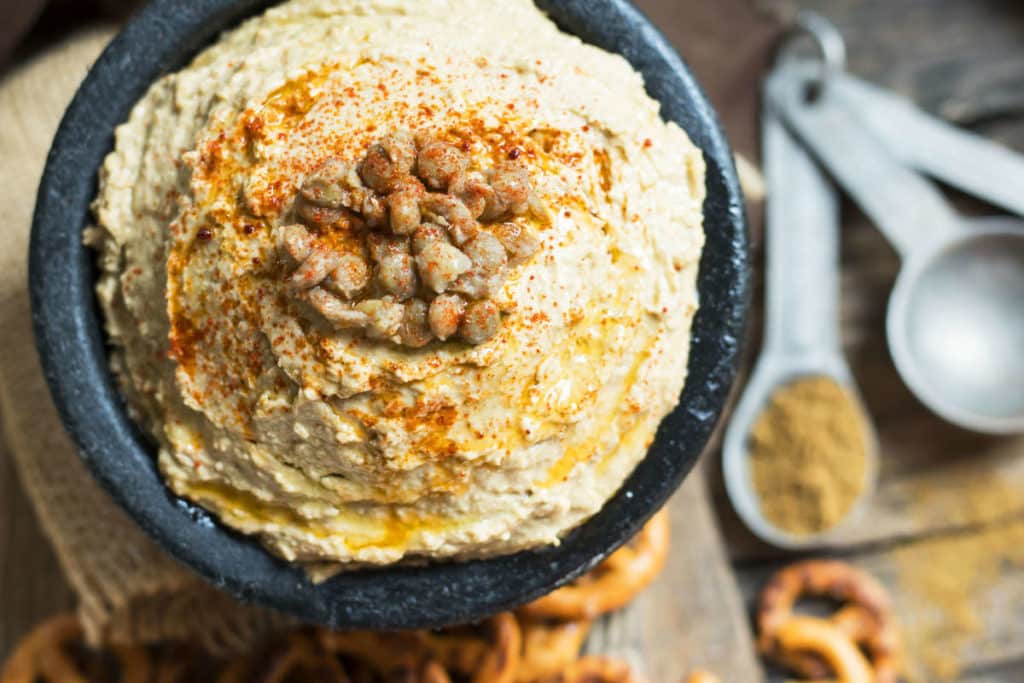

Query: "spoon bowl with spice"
(722, 81), (878, 549)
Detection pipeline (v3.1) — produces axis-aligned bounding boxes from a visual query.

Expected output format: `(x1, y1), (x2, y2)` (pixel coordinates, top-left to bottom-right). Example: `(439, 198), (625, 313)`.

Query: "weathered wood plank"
(723, 2), (1024, 679)
(635, 0), (781, 160)
(737, 515), (1024, 682)
(718, 1), (1024, 552)
(587, 1), (775, 679)
(587, 471), (763, 681)
(760, 0), (1024, 122)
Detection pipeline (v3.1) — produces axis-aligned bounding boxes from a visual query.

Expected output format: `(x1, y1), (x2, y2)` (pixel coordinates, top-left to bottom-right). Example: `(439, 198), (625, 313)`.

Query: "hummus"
(89, 0), (705, 567)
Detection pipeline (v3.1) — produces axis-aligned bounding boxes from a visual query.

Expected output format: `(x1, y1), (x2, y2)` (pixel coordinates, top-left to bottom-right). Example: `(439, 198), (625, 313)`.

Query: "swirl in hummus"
(88, 0), (706, 567)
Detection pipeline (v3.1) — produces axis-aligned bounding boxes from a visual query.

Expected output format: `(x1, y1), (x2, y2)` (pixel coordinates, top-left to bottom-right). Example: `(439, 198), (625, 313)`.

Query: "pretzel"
(522, 510), (669, 620)
(775, 616), (873, 683)
(757, 560), (901, 683)
(319, 612), (521, 683)
(775, 605), (901, 683)
(514, 616), (591, 682)
(316, 629), (422, 677)
(1, 613), (152, 683)
(417, 612), (521, 683)
(545, 656), (648, 683)
(421, 659), (453, 683)
(339, 657), (377, 683)
(474, 612), (522, 683)
(218, 630), (348, 683)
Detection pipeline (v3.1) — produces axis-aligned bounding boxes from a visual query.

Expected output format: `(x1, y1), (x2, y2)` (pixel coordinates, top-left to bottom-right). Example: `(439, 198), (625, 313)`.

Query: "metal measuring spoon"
(722, 81), (879, 549)
(767, 17), (1024, 434)
(828, 73), (1024, 218)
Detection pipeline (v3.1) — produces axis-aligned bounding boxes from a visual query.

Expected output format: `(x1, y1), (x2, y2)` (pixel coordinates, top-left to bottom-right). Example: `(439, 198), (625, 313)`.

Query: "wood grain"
(722, 1), (1024, 680)
(737, 519), (1024, 681)
(587, 471), (763, 682)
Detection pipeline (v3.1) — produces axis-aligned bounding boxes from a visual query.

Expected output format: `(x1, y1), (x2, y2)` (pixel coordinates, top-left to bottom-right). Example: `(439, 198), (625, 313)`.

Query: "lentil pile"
(750, 375), (869, 536)
(280, 130), (544, 347)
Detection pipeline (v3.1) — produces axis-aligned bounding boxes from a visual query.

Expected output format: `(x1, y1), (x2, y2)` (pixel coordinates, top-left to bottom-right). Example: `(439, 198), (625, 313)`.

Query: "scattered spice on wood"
(893, 472), (1024, 681)
(750, 375), (869, 536)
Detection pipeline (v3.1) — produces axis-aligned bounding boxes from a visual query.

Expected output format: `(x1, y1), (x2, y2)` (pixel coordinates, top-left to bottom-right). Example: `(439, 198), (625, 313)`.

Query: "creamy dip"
(89, 0), (705, 567)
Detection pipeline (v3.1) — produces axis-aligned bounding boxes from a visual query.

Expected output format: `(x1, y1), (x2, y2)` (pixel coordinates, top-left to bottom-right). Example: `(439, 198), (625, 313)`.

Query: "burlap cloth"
(0, 4), (777, 656)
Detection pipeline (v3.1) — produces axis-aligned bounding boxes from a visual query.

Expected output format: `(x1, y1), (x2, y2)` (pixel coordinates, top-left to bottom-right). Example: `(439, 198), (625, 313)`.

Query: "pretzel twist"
(316, 629), (423, 676)
(776, 605), (901, 683)
(1, 610), (652, 683)
(0, 613), (153, 683)
(319, 613), (520, 683)
(521, 510), (669, 620)
(217, 629), (349, 683)
(552, 656), (649, 683)
(420, 659), (453, 683)
(776, 615), (874, 683)
(5, 513), (671, 683)
(514, 616), (591, 682)
(757, 560), (901, 683)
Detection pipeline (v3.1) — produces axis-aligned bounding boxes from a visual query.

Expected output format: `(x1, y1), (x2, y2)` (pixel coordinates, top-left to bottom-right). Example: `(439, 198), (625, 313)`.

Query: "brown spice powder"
(750, 375), (868, 535)
(893, 472), (1024, 681)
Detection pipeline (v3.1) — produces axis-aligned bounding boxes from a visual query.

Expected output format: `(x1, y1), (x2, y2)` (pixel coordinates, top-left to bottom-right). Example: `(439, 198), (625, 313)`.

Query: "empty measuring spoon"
(767, 21), (1024, 434)
(722, 84), (878, 549)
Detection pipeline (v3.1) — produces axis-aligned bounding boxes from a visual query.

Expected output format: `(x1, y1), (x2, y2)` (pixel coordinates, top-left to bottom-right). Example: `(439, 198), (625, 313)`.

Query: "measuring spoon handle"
(767, 60), (964, 257)
(763, 91), (840, 356)
(833, 73), (1024, 218)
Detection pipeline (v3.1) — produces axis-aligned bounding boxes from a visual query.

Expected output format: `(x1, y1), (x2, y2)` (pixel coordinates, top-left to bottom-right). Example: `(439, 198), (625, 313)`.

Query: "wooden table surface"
(717, 2), (1024, 681)
(4, 1), (1024, 680)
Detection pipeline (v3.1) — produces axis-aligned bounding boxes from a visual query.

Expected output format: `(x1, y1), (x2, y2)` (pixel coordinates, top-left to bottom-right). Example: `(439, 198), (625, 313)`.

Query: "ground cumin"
(893, 471), (1024, 681)
(749, 375), (868, 535)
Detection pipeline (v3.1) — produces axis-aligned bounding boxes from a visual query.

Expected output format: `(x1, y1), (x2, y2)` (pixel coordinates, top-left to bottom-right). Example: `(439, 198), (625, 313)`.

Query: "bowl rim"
(29, 0), (749, 629)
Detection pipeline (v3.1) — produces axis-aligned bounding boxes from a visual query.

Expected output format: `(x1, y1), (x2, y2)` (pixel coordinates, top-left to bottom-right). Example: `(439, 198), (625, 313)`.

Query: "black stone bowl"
(30, 0), (749, 629)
